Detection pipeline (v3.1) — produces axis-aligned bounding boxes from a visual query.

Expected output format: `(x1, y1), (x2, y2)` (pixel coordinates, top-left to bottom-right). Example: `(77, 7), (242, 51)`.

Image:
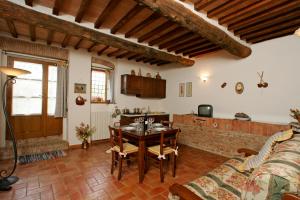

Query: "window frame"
(91, 68), (108, 104)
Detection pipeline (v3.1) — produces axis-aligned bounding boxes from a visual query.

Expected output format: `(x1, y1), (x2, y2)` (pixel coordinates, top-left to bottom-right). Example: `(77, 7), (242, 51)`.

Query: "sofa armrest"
(237, 148), (258, 157)
(282, 193), (300, 200)
(169, 183), (203, 200)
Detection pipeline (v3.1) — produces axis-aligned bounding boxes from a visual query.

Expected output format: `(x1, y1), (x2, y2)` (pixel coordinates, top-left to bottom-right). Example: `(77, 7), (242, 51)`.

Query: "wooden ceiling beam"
(136, 56), (146, 62)
(194, 0), (218, 11)
(29, 24), (36, 41)
(158, 32), (194, 49)
(0, 1), (194, 66)
(219, 0), (286, 25)
(235, 12), (300, 36)
(138, 21), (174, 42)
(74, 38), (83, 49)
(116, 51), (133, 59)
(111, 4), (143, 34)
(6, 20), (18, 38)
(94, 0), (119, 28)
(230, 3), (300, 32)
(75, 0), (91, 23)
(150, 60), (161, 65)
(157, 61), (170, 66)
(189, 47), (220, 58)
(97, 45), (109, 55)
(183, 43), (216, 55)
(174, 39), (208, 53)
(137, 0), (251, 58)
(143, 58), (155, 63)
(207, 0), (244, 18)
(149, 27), (186, 46)
(25, 0), (33, 6)
(125, 12), (161, 38)
(87, 42), (98, 52)
(128, 54), (140, 60)
(61, 34), (71, 48)
(52, 0), (61, 15)
(107, 49), (123, 57)
(47, 30), (54, 45)
(167, 36), (205, 52)
(177, 40), (210, 54)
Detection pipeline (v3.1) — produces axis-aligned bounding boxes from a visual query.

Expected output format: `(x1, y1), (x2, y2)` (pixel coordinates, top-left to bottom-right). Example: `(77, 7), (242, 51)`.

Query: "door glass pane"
(12, 61), (43, 115)
(48, 66), (57, 115)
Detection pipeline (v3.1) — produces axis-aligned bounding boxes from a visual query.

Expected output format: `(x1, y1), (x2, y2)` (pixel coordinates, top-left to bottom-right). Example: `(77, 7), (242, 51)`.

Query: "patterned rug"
(0, 135), (69, 164)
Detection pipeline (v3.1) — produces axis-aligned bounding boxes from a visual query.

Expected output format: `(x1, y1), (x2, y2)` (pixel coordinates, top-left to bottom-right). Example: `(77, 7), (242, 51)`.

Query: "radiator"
(91, 111), (112, 140)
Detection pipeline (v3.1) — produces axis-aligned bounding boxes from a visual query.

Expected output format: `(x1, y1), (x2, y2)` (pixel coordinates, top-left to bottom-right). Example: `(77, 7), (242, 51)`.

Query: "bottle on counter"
(144, 113), (148, 131)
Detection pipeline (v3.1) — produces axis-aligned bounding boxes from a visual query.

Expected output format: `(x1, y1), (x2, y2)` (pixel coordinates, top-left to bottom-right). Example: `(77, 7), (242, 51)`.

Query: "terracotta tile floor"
(0, 142), (227, 200)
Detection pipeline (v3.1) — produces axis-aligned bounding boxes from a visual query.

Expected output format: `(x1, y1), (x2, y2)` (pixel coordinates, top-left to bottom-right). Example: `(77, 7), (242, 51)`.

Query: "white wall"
(160, 35), (300, 124)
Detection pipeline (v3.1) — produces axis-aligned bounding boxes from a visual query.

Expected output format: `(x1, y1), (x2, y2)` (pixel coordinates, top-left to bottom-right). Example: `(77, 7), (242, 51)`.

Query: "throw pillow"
(238, 129), (293, 172)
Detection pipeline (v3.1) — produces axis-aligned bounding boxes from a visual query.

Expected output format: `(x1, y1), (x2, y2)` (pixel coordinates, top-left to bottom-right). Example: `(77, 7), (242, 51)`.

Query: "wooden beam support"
(97, 45), (109, 55)
(29, 24), (36, 41)
(25, 0), (33, 6)
(74, 38), (83, 49)
(149, 27), (185, 46)
(47, 30), (54, 45)
(158, 32), (194, 49)
(75, 0), (91, 23)
(94, 0), (119, 28)
(111, 4), (143, 34)
(61, 34), (71, 48)
(125, 12), (161, 38)
(137, 0), (251, 58)
(0, 1), (194, 66)
(52, 0), (61, 15)
(87, 42), (98, 52)
(6, 20), (18, 38)
(138, 21), (174, 42)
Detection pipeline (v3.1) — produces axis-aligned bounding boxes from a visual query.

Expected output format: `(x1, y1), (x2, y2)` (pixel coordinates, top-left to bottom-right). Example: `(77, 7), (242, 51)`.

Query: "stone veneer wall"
(173, 114), (290, 157)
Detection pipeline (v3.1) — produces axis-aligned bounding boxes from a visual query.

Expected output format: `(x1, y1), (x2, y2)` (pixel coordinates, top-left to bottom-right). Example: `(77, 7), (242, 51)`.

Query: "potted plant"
(290, 109), (300, 123)
(75, 122), (96, 149)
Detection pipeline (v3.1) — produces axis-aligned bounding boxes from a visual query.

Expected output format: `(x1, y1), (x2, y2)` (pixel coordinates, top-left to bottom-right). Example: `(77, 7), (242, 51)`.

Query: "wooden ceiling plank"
(116, 51), (132, 59)
(107, 49), (123, 57)
(74, 38), (83, 49)
(52, 0), (61, 15)
(230, 2), (300, 32)
(75, 0), (91, 23)
(128, 54), (140, 60)
(167, 36), (205, 52)
(164, 34), (201, 51)
(47, 30), (54, 45)
(205, 0), (231, 15)
(175, 39), (208, 53)
(150, 60), (161, 65)
(137, 0), (251, 58)
(136, 56), (146, 62)
(148, 27), (186, 46)
(248, 27), (298, 43)
(0, 1), (194, 66)
(195, 0), (218, 11)
(138, 21), (174, 42)
(97, 45), (110, 55)
(29, 24), (36, 41)
(125, 12), (161, 38)
(159, 32), (195, 49)
(157, 61), (171, 66)
(235, 11), (300, 36)
(6, 19), (18, 38)
(219, 0), (287, 25)
(25, 0), (33, 6)
(143, 58), (155, 63)
(61, 34), (71, 48)
(207, 0), (246, 18)
(111, 4), (144, 34)
(242, 22), (300, 41)
(183, 43), (216, 55)
(189, 47), (220, 57)
(87, 42), (98, 52)
(94, 0), (119, 28)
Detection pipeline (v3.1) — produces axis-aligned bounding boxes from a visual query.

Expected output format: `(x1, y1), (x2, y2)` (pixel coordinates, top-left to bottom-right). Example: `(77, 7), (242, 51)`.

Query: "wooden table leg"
(138, 140), (145, 183)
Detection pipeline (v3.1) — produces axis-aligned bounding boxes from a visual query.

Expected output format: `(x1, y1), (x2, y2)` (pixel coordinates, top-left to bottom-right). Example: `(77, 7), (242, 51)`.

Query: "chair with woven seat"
(161, 120), (174, 128)
(146, 129), (179, 182)
(108, 126), (138, 180)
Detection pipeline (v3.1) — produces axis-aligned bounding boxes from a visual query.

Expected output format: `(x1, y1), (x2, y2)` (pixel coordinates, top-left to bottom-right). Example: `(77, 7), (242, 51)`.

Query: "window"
(91, 69), (107, 103)
(47, 66), (57, 115)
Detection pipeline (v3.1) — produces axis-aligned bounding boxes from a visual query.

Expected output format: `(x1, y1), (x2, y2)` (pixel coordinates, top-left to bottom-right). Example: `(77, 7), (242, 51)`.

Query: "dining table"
(119, 125), (172, 183)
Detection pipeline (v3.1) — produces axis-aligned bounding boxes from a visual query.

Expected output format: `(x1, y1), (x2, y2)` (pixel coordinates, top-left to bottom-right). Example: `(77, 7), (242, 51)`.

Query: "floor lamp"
(0, 67), (30, 191)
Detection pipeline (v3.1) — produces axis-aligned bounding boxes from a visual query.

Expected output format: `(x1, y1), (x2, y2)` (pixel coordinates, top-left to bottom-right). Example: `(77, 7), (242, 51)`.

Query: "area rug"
(18, 150), (66, 164)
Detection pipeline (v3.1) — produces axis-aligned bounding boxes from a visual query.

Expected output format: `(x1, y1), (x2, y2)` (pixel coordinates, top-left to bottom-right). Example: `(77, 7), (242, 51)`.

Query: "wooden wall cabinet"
(121, 74), (166, 98)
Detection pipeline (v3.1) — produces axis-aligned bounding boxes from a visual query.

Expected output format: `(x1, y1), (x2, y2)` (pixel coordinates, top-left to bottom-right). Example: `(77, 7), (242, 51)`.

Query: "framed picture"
(74, 83), (87, 94)
(186, 82), (192, 97)
(179, 83), (185, 97)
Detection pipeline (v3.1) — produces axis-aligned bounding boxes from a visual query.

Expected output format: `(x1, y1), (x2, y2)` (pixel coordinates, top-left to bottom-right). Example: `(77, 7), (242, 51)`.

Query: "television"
(198, 104), (213, 117)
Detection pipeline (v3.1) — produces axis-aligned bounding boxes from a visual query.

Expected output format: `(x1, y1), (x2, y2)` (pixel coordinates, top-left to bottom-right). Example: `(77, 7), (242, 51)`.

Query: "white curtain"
(54, 63), (68, 118)
(107, 69), (115, 104)
(0, 50), (7, 147)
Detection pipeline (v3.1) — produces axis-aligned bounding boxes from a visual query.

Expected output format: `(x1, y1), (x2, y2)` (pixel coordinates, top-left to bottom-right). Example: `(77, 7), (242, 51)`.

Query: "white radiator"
(91, 111), (112, 140)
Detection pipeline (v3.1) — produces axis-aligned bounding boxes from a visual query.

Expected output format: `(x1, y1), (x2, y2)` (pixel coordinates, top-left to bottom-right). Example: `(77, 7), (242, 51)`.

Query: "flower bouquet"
(75, 122), (96, 149)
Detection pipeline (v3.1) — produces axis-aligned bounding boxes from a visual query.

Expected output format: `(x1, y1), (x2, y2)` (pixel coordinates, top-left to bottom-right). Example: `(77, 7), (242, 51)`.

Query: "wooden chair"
(108, 126), (138, 180)
(146, 129), (179, 182)
(161, 120), (174, 128)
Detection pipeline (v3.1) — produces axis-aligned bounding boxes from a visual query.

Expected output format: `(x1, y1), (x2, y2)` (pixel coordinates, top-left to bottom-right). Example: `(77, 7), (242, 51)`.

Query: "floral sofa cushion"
(183, 157), (250, 200)
(242, 134), (300, 200)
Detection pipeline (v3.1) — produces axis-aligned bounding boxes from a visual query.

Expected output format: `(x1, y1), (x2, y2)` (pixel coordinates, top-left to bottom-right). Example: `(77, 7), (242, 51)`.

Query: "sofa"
(169, 134), (300, 200)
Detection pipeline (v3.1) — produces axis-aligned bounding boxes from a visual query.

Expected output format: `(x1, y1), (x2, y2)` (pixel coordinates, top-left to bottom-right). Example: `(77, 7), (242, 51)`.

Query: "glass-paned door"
(7, 57), (62, 139)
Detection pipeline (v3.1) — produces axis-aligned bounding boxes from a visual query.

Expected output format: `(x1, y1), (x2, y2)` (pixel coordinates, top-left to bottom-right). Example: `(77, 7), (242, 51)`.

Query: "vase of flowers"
(290, 109), (300, 123)
(75, 122), (96, 149)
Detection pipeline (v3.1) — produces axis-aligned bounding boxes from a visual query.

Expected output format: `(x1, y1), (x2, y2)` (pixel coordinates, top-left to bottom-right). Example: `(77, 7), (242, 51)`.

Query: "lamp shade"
(295, 28), (300, 37)
(0, 66), (31, 77)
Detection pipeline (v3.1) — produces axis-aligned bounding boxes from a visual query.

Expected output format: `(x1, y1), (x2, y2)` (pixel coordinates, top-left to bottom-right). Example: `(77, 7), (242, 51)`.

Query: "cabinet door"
(155, 79), (166, 98)
(121, 75), (141, 95)
(140, 77), (156, 97)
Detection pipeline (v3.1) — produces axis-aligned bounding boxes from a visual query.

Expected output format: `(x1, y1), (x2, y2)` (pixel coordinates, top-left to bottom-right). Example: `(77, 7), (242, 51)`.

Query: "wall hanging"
(179, 83), (185, 97)
(221, 82), (227, 88)
(76, 95), (86, 105)
(186, 82), (192, 97)
(74, 83), (86, 93)
(257, 71), (268, 88)
(235, 82), (244, 94)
